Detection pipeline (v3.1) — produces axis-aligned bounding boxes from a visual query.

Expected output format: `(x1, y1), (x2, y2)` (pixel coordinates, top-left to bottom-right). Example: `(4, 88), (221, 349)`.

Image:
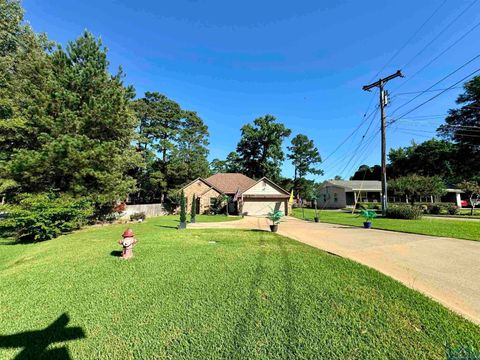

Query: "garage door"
(242, 199), (286, 216)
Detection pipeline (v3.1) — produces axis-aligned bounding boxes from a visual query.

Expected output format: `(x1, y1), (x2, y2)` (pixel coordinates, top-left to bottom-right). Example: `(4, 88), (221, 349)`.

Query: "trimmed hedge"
(356, 202), (381, 210)
(386, 205), (423, 220)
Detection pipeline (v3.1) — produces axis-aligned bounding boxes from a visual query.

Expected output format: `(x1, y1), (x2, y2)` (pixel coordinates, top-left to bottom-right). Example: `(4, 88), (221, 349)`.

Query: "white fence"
(120, 203), (168, 219)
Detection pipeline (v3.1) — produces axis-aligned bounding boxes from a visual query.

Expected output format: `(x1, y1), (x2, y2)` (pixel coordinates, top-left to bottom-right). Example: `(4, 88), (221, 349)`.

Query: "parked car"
(461, 199), (480, 208)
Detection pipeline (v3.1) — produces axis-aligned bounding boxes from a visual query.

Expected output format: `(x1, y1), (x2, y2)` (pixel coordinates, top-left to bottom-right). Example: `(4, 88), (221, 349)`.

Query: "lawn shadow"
(0, 313), (85, 359)
(154, 225), (178, 229)
(277, 237), (300, 357)
(110, 250), (123, 257)
(230, 234), (266, 358)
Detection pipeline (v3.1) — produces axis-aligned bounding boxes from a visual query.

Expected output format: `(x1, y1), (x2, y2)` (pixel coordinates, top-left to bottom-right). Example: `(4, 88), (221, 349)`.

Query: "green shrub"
(179, 190), (186, 223)
(356, 202), (380, 210)
(420, 204), (429, 214)
(0, 193), (93, 242)
(386, 205), (423, 220)
(130, 212), (146, 221)
(447, 204), (459, 215)
(190, 195), (197, 221)
(428, 204), (445, 215)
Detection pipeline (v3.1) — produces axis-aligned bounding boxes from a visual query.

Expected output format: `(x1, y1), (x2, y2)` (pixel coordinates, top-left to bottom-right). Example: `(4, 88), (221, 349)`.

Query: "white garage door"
(242, 199), (286, 216)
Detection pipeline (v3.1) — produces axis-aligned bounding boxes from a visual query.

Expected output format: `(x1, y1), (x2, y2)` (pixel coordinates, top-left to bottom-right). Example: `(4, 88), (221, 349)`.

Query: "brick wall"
(183, 180), (221, 214)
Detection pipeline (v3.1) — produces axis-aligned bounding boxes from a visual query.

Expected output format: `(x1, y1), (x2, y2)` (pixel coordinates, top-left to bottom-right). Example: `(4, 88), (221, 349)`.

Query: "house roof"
(324, 180), (382, 191)
(205, 173), (257, 194)
(242, 177), (290, 196)
(180, 177), (225, 195)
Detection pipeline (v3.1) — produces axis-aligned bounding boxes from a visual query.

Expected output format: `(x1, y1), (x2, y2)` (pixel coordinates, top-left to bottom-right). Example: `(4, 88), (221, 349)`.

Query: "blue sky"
(22, 0), (480, 180)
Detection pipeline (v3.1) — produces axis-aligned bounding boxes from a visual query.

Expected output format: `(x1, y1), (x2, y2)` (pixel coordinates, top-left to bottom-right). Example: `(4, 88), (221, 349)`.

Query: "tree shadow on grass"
(155, 225), (178, 229)
(0, 313), (85, 359)
(229, 235), (300, 358)
(230, 234), (266, 358)
(277, 237), (300, 358)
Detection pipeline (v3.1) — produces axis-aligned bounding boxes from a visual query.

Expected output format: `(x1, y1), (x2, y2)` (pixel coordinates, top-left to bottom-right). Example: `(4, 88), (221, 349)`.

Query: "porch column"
(456, 193), (462, 207)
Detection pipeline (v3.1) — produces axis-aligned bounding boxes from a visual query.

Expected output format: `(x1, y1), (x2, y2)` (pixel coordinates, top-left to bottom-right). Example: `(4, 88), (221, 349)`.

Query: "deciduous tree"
(236, 114), (291, 180)
(388, 175), (445, 205)
(457, 180), (480, 215)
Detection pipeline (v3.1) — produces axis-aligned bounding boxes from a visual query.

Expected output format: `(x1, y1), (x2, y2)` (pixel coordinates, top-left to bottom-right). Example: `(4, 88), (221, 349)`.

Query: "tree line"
(0, 0), (323, 241)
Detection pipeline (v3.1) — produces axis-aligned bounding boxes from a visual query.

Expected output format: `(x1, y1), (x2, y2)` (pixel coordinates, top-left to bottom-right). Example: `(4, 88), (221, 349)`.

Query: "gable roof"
(242, 177), (290, 196)
(205, 173), (257, 194)
(324, 180), (382, 191)
(180, 177), (225, 195)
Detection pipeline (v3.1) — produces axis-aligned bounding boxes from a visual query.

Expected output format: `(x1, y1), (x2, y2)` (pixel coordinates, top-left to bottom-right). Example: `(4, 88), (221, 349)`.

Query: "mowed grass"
(293, 208), (480, 241)
(1, 216), (479, 359)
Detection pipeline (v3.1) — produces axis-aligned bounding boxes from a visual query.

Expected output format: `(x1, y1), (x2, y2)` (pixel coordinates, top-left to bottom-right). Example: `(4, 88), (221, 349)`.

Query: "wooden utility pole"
(362, 70), (403, 216)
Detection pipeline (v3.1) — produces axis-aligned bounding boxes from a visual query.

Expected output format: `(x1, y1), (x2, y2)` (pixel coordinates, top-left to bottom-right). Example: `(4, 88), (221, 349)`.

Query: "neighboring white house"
(317, 180), (464, 209)
(317, 180), (382, 209)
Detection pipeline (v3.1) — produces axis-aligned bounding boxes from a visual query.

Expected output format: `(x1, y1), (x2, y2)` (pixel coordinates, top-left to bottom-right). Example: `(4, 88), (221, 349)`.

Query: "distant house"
(181, 173), (291, 216)
(317, 180), (464, 209)
(317, 180), (382, 209)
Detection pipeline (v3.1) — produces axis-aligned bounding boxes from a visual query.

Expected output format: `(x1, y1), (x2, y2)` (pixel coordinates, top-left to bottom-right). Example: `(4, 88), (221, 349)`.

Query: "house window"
(210, 197), (217, 207)
(334, 193), (338, 202)
(323, 194), (327, 202)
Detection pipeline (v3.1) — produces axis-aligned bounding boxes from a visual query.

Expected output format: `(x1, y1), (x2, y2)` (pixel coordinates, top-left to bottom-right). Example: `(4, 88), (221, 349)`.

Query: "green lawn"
(292, 208), (480, 241)
(1, 216), (479, 359)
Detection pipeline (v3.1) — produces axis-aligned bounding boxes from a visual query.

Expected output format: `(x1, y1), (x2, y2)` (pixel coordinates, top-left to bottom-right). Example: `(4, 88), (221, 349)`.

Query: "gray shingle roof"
(325, 180), (382, 191)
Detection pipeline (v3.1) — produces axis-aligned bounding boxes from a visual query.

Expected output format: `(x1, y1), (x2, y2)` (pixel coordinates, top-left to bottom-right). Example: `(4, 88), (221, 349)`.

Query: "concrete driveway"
(191, 216), (480, 324)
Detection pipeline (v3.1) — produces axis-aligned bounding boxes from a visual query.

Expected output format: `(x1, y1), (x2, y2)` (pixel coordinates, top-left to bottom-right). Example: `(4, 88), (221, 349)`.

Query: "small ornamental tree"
(179, 190), (187, 226)
(190, 194), (197, 222)
(389, 175), (445, 205)
(457, 180), (480, 215)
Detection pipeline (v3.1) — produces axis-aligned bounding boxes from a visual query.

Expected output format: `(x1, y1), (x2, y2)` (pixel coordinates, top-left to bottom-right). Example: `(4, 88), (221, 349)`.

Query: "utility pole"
(362, 70), (403, 216)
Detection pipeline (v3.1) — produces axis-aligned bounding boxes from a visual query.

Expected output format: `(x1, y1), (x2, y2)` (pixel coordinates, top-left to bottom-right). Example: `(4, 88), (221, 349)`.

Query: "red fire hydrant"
(118, 228), (138, 260)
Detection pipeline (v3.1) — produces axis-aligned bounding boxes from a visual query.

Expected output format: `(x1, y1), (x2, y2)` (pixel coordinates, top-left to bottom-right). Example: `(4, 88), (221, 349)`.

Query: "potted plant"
(359, 209), (376, 229)
(190, 194), (196, 224)
(267, 209), (283, 232)
(179, 190), (187, 229)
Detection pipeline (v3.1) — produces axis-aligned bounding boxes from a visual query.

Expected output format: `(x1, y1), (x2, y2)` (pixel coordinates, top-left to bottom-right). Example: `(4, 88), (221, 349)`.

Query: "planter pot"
(190, 218), (196, 224)
(270, 225), (278, 233)
(314, 217), (319, 223)
(178, 222), (187, 230)
(363, 221), (372, 229)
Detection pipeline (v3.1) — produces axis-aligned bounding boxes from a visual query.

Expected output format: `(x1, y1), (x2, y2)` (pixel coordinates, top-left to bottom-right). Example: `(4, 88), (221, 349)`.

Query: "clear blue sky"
(22, 0), (480, 180)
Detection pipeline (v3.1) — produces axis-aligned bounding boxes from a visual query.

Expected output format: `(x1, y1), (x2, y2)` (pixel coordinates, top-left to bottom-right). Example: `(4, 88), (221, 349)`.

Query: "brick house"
(181, 173), (291, 216)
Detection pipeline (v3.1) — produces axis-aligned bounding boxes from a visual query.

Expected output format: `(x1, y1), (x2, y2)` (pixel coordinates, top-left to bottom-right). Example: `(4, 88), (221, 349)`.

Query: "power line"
(395, 87), (463, 95)
(389, 67), (480, 125)
(389, 53), (480, 116)
(401, 0), (479, 70)
(366, 0), (448, 84)
(321, 103), (379, 164)
(396, 19), (480, 91)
